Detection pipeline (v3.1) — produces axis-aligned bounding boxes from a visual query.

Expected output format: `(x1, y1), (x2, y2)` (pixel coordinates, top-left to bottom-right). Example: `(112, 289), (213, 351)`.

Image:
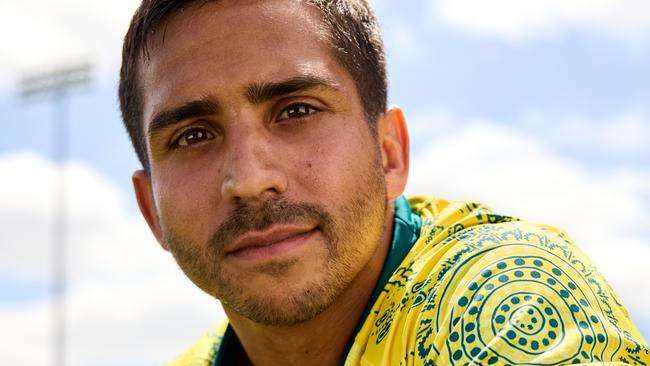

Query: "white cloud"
(520, 111), (650, 157)
(0, 279), (223, 366)
(0, 0), (140, 85)
(561, 114), (650, 156)
(0, 152), (224, 366)
(406, 117), (650, 319)
(432, 0), (650, 45)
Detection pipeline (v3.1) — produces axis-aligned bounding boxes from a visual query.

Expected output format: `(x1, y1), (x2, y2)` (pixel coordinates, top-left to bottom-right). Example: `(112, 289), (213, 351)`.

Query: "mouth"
(225, 226), (317, 261)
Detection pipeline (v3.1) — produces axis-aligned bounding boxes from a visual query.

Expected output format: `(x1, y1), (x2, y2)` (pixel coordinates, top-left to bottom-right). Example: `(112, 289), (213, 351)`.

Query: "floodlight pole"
(19, 64), (92, 366)
(52, 88), (68, 366)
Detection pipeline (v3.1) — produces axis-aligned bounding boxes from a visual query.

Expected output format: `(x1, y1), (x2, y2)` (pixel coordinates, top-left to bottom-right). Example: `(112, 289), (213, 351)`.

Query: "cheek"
(152, 170), (221, 236)
(292, 136), (348, 193)
(294, 127), (376, 200)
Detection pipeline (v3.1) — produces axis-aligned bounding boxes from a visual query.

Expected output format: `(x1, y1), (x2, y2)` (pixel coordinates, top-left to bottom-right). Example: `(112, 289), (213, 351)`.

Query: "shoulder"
(353, 196), (649, 365)
(418, 219), (648, 364)
(164, 322), (228, 366)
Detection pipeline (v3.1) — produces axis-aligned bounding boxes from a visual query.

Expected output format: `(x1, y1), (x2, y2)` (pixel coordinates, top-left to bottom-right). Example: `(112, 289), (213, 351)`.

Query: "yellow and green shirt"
(166, 196), (649, 365)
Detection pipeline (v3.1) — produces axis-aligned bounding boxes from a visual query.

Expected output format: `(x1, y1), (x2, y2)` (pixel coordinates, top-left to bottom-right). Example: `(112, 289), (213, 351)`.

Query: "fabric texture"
(165, 195), (650, 366)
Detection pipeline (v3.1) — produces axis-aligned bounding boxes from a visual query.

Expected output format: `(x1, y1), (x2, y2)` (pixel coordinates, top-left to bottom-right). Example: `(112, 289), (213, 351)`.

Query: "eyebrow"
(245, 75), (339, 104)
(147, 97), (219, 139)
(146, 75), (339, 138)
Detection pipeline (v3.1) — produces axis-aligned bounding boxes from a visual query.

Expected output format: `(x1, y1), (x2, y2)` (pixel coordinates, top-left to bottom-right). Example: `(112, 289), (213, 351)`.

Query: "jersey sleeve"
(353, 199), (649, 366)
(423, 221), (649, 365)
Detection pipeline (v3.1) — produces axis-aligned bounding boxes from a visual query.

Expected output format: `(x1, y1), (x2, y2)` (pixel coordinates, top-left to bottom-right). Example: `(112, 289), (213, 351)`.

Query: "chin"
(219, 270), (349, 326)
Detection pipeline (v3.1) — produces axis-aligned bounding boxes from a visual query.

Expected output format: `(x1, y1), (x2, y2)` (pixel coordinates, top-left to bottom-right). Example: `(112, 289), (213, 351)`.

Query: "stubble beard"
(165, 155), (387, 326)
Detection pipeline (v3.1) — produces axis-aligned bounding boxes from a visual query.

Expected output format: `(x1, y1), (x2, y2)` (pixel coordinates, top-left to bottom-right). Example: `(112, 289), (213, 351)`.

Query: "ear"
(132, 170), (169, 251)
(377, 106), (410, 201)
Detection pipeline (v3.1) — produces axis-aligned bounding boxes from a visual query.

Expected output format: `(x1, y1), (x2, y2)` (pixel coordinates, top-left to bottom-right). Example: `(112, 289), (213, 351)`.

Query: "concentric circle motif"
(445, 253), (613, 365)
(492, 292), (564, 355)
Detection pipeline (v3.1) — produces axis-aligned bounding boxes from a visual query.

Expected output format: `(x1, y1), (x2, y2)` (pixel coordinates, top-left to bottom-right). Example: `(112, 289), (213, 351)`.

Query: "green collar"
(214, 196), (422, 366)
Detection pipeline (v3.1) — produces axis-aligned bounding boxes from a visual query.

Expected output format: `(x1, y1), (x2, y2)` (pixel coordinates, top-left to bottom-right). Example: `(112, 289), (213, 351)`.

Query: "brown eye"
(176, 128), (214, 147)
(278, 104), (318, 121)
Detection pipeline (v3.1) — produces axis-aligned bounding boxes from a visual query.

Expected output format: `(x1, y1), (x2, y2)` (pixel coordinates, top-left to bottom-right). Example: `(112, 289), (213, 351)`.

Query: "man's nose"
(220, 125), (288, 202)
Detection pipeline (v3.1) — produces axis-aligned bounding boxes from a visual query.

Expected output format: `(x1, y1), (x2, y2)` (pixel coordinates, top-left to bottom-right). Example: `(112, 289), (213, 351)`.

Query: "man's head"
(121, 0), (410, 326)
(120, 0), (388, 172)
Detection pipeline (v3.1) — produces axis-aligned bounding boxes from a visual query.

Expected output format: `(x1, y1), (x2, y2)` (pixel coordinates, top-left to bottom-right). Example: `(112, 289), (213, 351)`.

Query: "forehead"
(148, 0), (326, 53)
(138, 0), (349, 125)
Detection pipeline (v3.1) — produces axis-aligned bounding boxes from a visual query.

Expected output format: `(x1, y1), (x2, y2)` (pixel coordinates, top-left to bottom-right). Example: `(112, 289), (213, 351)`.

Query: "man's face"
(135, 0), (392, 325)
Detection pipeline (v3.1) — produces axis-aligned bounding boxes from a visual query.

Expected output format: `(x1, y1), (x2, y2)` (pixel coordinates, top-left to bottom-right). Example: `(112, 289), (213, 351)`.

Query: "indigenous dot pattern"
(446, 255), (615, 365)
(357, 197), (649, 366)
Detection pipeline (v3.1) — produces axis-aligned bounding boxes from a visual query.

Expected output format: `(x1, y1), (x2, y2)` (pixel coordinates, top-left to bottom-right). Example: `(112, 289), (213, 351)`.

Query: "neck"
(224, 209), (396, 366)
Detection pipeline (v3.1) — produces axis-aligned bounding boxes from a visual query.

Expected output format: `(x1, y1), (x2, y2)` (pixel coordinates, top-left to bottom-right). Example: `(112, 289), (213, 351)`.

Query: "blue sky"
(1, 1), (649, 364)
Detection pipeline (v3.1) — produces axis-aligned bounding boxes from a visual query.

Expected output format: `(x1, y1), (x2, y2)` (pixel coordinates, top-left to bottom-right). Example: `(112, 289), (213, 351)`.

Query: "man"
(118, 0), (649, 365)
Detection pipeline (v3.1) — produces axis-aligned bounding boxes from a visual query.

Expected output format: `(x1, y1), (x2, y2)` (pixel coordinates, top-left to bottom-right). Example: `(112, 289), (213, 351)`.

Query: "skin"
(132, 1), (410, 365)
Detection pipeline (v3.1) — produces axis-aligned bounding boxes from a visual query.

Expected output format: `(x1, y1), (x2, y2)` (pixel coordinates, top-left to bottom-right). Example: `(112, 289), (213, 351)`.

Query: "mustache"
(208, 198), (332, 251)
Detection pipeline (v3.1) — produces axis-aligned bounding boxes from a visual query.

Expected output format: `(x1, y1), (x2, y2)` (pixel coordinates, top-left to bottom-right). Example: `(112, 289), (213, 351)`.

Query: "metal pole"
(52, 90), (68, 366)
(18, 64), (91, 366)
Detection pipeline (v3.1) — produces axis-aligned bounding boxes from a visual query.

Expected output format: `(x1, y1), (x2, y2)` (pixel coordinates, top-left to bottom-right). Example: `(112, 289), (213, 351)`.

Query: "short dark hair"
(119, 0), (387, 172)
